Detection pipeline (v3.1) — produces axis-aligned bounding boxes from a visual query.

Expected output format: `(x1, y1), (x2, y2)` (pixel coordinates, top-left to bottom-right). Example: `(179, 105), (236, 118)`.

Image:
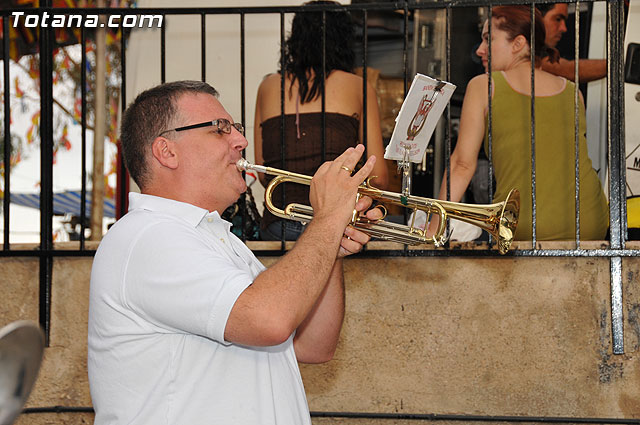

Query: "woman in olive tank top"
(433, 5), (608, 241)
(254, 1), (389, 241)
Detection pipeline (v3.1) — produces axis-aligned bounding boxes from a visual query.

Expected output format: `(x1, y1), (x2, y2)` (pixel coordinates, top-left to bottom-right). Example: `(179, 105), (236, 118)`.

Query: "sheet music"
(384, 73), (456, 163)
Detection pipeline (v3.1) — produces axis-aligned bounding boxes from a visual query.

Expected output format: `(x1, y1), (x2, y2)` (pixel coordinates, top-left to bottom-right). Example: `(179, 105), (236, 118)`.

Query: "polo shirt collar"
(128, 192), (228, 228)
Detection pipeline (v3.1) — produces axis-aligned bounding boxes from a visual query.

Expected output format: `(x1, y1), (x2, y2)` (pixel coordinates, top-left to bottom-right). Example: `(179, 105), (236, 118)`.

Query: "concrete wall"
(1, 248), (639, 424)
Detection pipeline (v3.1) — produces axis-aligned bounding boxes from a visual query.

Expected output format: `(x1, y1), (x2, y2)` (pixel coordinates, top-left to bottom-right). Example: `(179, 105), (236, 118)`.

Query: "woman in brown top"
(254, 0), (388, 241)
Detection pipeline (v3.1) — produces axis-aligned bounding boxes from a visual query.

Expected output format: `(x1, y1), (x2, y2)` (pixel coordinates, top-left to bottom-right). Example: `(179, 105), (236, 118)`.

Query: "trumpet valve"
(351, 193), (362, 224)
(408, 226), (425, 237)
(375, 204), (388, 220)
(364, 176), (378, 188)
(407, 210), (427, 238)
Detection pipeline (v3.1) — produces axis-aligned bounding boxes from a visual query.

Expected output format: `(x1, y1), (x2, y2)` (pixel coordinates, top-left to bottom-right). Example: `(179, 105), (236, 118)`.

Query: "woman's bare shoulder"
(539, 70), (567, 87)
(330, 69), (357, 78)
(462, 73), (491, 100)
(327, 71), (373, 98)
(326, 70), (362, 85)
(259, 72), (283, 88)
(467, 73), (489, 89)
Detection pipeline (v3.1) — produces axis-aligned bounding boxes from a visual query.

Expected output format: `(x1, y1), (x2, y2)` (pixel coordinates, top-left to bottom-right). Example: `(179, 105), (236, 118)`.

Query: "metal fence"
(0, 1), (634, 420)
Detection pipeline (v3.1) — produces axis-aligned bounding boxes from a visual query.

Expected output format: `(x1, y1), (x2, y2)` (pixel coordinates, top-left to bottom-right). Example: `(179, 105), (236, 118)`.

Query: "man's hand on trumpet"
(338, 196), (385, 257)
(308, 144), (381, 257)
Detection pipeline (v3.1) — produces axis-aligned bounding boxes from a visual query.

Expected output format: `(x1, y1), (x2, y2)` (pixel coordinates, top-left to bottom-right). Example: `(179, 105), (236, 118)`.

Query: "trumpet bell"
(438, 189), (519, 254)
(497, 189), (520, 253)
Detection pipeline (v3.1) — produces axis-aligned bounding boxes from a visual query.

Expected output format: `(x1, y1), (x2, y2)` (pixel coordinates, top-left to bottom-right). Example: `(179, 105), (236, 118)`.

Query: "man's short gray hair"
(120, 81), (219, 189)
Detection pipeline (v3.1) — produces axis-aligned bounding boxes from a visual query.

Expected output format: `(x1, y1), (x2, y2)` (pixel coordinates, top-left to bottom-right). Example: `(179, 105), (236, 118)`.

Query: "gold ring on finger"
(341, 166), (353, 174)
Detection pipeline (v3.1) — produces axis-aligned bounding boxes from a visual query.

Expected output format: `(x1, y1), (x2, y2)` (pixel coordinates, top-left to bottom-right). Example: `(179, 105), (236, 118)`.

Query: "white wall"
(585, 1), (608, 187)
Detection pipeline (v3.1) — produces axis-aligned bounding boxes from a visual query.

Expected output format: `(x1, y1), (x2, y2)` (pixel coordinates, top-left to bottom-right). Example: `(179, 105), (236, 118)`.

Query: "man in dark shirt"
(538, 2), (606, 82)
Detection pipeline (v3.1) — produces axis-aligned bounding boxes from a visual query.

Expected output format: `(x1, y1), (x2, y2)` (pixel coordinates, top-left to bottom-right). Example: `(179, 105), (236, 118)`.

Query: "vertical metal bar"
(529, 3), (537, 249)
(402, 2), (408, 95)
(474, 6), (495, 249)
(445, 5), (451, 89)
(361, 7), (368, 253)
(619, 7), (628, 249)
(445, 5), (453, 203)
(615, 0), (627, 247)
(161, 15), (166, 84)
(321, 10), (326, 163)
(240, 12), (247, 241)
(607, 0), (625, 250)
(118, 26), (127, 219)
(574, 1), (581, 248)
(279, 11), (286, 247)
(402, 1), (410, 253)
(607, 0), (625, 355)
(486, 6), (493, 212)
(39, 0), (55, 345)
(487, 6), (495, 250)
(445, 4), (452, 225)
(362, 9), (368, 156)
(3, 15), (11, 249)
(80, 27), (87, 249)
(240, 12), (246, 142)
(201, 13), (206, 82)
(610, 256), (624, 354)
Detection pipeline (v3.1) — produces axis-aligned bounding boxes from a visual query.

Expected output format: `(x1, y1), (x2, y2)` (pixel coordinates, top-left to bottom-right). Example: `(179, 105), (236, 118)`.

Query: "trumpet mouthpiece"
(236, 159), (268, 174)
(236, 159), (251, 171)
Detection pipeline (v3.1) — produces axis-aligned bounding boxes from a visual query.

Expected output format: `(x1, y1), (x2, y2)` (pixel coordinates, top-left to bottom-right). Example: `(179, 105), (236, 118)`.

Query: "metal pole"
(39, 0), (55, 345)
(90, 0), (106, 240)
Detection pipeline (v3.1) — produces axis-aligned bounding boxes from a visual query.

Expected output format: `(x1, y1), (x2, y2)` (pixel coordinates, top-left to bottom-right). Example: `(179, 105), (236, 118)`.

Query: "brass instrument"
(237, 159), (520, 254)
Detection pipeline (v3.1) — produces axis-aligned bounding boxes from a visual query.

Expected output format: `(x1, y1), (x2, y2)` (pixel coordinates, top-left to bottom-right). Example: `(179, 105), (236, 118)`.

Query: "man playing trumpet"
(87, 80), (382, 425)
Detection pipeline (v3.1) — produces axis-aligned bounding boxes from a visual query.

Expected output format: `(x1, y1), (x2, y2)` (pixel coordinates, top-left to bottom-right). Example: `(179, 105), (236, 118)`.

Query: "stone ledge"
(0, 239), (630, 254)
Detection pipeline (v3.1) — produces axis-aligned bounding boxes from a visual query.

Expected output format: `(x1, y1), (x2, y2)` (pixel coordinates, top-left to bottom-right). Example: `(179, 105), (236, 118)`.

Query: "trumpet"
(237, 159), (520, 254)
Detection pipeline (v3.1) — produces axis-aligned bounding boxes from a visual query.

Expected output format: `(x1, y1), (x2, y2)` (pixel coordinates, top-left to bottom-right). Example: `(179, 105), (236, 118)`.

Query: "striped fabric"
(8, 191), (116, 218)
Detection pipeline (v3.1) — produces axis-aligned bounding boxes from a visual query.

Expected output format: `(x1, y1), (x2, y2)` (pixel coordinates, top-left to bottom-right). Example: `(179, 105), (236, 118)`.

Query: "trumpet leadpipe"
(237, 159), (310, 184)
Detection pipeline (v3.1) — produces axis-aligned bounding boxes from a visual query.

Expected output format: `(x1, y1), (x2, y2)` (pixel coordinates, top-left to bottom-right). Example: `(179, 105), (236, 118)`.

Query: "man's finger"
(355, 195), (374, 212)
(344, 226), (370, 246)
(333, 145), (362, 168)
(351, 155), (376, 185)
(334, 145), (366, 176)
(364, 206), (385, 221)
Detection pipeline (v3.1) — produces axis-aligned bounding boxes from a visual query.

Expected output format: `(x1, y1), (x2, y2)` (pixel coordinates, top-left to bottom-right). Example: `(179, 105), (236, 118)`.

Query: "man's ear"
(151, 136), (179, 169)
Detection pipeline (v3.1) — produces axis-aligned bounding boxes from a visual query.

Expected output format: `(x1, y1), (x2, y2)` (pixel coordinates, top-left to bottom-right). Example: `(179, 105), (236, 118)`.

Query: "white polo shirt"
(88, 193), (310, 425)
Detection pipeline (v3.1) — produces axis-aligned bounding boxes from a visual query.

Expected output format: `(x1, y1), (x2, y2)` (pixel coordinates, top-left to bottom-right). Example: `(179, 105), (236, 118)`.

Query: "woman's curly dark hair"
(281, 1), (355, 104)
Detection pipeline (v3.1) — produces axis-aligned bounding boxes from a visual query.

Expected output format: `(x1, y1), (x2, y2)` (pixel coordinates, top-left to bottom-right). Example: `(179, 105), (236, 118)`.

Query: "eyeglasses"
(159, 118), (244, 137)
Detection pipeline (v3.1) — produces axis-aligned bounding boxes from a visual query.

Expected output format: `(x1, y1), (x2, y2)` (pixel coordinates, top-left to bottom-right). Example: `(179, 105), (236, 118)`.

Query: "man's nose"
(560, 21), (567, 33)
(231, 130), (249, 150)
